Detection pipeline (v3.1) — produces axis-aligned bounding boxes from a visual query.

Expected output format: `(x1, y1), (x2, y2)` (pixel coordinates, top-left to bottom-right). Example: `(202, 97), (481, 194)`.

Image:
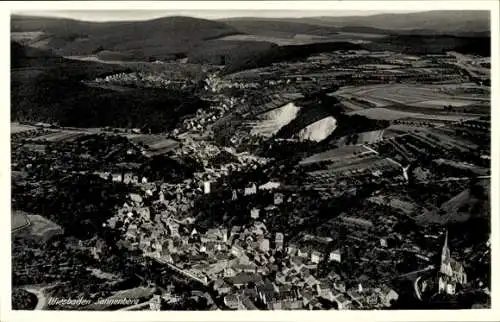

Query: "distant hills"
(11, 41), (207, 132)
(11, 15), (241, 60)
(11, 10), (490, 64)
(10, 11), (491, 128)
(217, 19), (342, 38)
(307, 10), (490, 36)
(222, 10), (490, 37)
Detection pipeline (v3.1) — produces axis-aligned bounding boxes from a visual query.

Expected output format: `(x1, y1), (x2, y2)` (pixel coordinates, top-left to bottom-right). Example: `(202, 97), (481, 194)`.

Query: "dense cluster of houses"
(102, 163), (400, 310)
(93, 72), (190, 89)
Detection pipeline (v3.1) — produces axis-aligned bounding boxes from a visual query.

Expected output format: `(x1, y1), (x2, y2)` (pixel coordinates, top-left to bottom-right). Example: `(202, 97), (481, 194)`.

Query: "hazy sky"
(13, 10), (418, 22)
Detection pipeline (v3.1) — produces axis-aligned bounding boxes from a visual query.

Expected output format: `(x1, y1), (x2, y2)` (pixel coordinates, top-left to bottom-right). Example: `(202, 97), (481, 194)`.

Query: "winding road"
(22, 283), (61, 310)
(23, 286), (48, 310)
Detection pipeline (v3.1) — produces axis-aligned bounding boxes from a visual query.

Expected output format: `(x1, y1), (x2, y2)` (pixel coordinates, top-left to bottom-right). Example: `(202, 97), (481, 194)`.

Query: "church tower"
(437, 229), (466, 295)
(440, 230), (453, 276)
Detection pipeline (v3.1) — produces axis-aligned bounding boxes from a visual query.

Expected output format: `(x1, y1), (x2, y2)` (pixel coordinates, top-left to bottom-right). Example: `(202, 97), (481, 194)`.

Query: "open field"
(335, 32), (387, 39)
(28, 215), (63, 240)
(347, 107), (480, 121)
(368, 195), (417, 215)
(127, 134), (180, 156)
(11, 31), (46, 44)
(127, 134), (175, 146)
(383, 124), (423, 136)
(300, 145), (372, 165)
(12, 211), (30, 232)
(11, 123), (37, 134)
(83, 81), (133, 92)
(346, 108), (422, 120)
(433, 159), (489, 176)
(216, 34), (333, 46)
(357, 130), (386, 143)
(422, 127), (480, 151)
(340, 100), (366, 111)
(404, 114), (477, 122)
(215, 31), (385, 46)
(413, 99), (480, 108)
(307, 156), (400, 182)
(13, 213), (64, 243)
(336, 130), (385, 146)
(367, 122), (486, 164)
(334, 84), (489, 109)
(27, 131), (88, 143)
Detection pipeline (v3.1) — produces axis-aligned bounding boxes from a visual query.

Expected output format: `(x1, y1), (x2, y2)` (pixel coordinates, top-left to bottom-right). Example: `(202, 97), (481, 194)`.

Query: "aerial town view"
(9, 8), (492, 312)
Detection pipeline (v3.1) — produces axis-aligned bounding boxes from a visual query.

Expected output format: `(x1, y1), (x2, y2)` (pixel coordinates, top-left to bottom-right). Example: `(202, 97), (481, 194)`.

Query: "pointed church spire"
(442, 229), (450, 261)
(440, 229), (452, 276)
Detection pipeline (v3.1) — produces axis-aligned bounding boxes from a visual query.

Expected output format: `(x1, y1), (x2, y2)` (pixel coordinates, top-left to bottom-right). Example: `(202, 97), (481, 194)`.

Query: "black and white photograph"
(3, 0), (498, 319)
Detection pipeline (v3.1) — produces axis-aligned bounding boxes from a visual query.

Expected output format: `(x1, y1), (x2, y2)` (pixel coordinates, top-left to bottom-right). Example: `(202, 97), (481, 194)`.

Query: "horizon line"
(10, 9), (433, 23)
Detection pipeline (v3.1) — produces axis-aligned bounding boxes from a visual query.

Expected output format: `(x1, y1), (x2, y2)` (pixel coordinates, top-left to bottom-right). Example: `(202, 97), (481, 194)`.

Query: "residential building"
(240, 295), (259, 310)
(365, 291), (379, 306)
(379, 285), (399, 307)
(129, 193), (143, 204)
(266, 293), (303, 310)
(304, 261), (318, 270)
(274, 193), (284, 205)
(301, 289), (315, 307)
(335, 295), (352, 310)
(231, 244), (245, 257)
(244, 183), (257, 196)
(204, 181), (211, 194)
(311, 250), (322, 264)
(290, 257), (305, 270)
(287, 244), (298, 256)
(257, 282), (277, 304)
(275, 232), (284, 251)
(333, 280), (346, 293)
(316, 281), (333, 300)
(329, 249), (342, 263)
(223, 294), (240, 310)
(138, 207), (150, 221)
(232, 263), (258, 273)
(259, 238), (270, 252)
(149, 295), (161, 311)
(347, 289), (364, 307)
(223, 267), (237, 278)
(230, 226), (241, 236)
(250, 208), (260, 219)
(264, 205), (278, 217)
(297, 247), (309, 258)
(225, 272), (263, 288)
(259, 181), (281, 191)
